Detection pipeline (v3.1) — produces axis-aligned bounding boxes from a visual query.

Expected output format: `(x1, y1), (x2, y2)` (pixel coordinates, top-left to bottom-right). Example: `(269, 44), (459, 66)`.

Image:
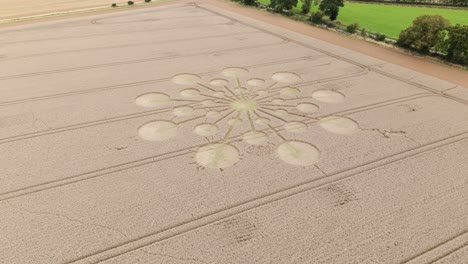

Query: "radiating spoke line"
(172, 99), (201, 103)
(253, 110), (286, 141)
(262, 106), (284, 111)
(260, 104), (298, 108)
(286, 111), (318, 120)
(170, 102), (204, 109)
(246, 111), (255, 131)
(223, 112), (241, 141)
(199, 93), (232, 103)
(252, 82), (279, 99)
(226, 95), (237, 101)
(191, 102), (229, 108)
(214, 110), (235, 124)
(246, 91), (258, 99)
(177, 114), (207, 124)
(280, 96), (316, 101)
(193, 105), (230, 110)
(261, 106), (316, 120)
(262, 106), (292, 115)
(256, 92), (282, 102)
(246, 86), (254, 96)
(223, 85), (240, 99)
(265, 82), (278, 91)
(197, 83), (217, 92)
(202, 107), (231, 114)
(235, 77), (247, 99)
(257, 108), (288, 122)
(267, 124), (287, 141)
(245, 81), (261, 98)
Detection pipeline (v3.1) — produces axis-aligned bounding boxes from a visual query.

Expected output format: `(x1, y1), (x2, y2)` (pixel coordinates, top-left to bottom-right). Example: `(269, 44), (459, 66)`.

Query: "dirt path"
(2, 0), (466, 87)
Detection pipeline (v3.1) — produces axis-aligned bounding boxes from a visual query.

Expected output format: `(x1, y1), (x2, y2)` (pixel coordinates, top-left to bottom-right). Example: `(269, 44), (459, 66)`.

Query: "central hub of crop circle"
(230, 99), (257, 112)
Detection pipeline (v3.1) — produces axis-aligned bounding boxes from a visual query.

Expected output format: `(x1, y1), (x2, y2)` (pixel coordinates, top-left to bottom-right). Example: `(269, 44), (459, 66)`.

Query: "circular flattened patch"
(173, 106), (194, 116)
(296, 103), (319, 113)
(195, 143), (240, 169)
(138, 121), (178, 141)
(272, 72), (301, 83)
(172, 73), (201, 85)
(222, 67), (249, 78)
(312, 90), (345, 103)
(319, 116), (359, 135)
(194, 123), (219, 136)
(280, 87), (300, 97)
(247, 78), (266, 86)
(277, 141), (320, 166)
(210, 78), (229, 86)
(283, 122), (308, 133)
(135, 93), (170, 108)
(243, 131), (268, 145)
(180, 88), (200, 98)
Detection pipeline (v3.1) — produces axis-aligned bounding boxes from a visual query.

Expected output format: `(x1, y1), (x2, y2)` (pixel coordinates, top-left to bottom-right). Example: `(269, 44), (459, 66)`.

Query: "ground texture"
(0, 1), (468, 263)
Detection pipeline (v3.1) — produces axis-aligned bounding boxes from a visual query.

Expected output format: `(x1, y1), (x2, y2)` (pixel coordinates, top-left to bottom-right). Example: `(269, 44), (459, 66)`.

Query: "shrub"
(346, 22), (359, 34)
(374, 33), (386, 41)
(145, 0), (151, 2)
(445, 24), (468, 64)
(111, 3), (117, 7)
(324, 21), (335, 28)
(269, 0), (298, 12)
(242, 0), (257, 6)
(360, 28), (367, 38)
(397, 15), (451, 54)
(302, 0), (313, 14)
(128, 1), (134, 5)
(319, 0), (344, 21)
(309, 11), (324, 24)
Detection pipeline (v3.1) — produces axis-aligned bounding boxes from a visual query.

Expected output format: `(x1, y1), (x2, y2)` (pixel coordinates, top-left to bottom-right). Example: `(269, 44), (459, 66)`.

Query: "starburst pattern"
(135, 67), (359, 169)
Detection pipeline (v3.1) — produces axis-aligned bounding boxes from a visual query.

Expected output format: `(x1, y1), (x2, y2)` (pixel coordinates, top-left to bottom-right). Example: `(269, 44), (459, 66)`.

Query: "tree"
(269, 0), (298, 12)
(397, 15), (451, 54)
(309, 11), (324, 24)
(450, 0), (467, 6)
(241, 0), (256, 6)
(445, 24), (468, 64)
(301, 0), (313, 14)
(319, 0), (344, 21)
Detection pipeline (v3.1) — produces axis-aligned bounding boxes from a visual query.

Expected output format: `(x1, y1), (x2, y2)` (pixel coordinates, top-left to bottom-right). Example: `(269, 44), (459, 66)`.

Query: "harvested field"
(1, 1), (467, 263)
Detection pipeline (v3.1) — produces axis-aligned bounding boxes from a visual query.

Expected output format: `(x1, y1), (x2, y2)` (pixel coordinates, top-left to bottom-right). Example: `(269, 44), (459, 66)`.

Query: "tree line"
(398, 15), (467, 64)
(234, 0), (467, 65)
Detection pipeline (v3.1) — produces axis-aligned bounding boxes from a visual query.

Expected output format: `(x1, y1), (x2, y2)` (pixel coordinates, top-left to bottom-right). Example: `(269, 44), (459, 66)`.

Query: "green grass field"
(256, 0), (468, 38)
